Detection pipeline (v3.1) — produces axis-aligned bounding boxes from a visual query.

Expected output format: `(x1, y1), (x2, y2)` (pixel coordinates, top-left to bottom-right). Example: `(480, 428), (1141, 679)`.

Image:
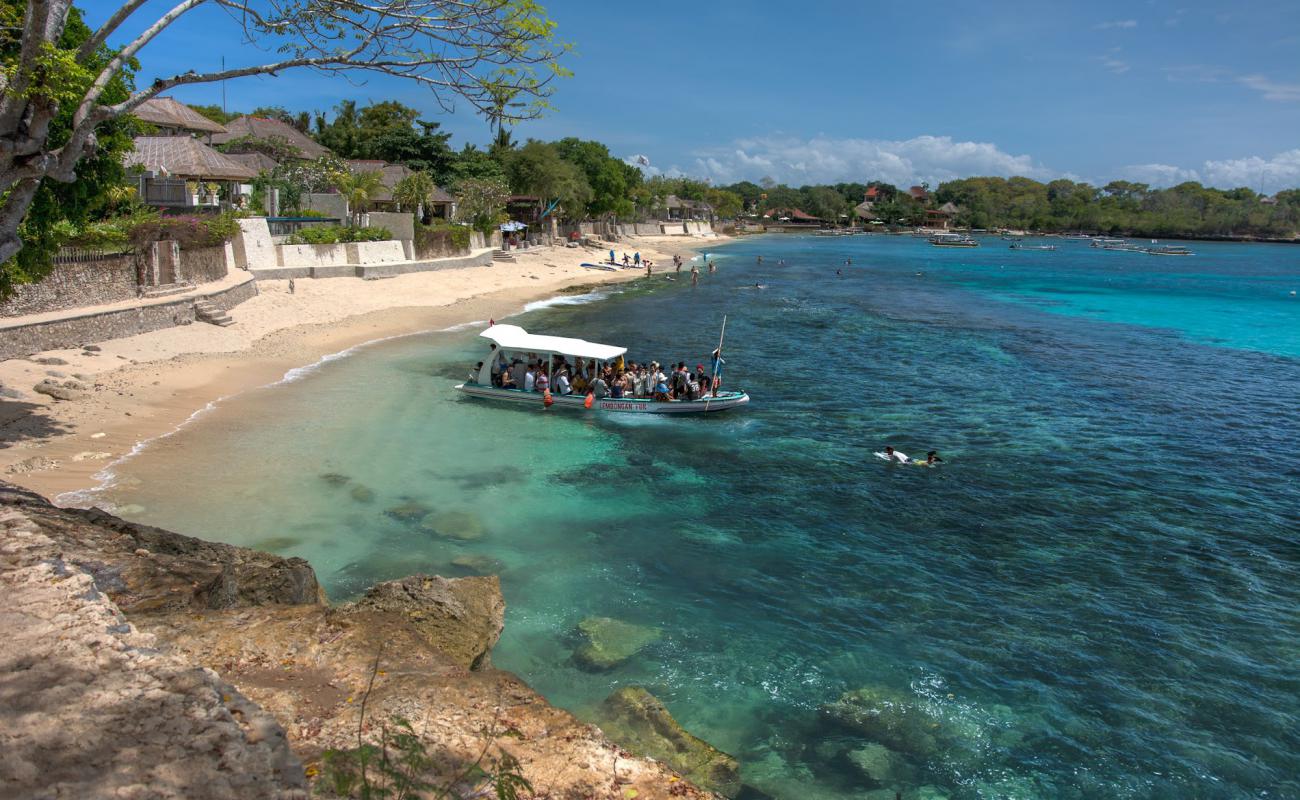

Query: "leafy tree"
(505, 140), (591, 220)
(1, 2), (136, 296)
(450, 144), (508, 188)
(392, 171), (436, 216)
(333, 169), (386, 218)
(188, 103), (238, 125)
(455, 177), (511, 234)
(0, 0), (569, 270)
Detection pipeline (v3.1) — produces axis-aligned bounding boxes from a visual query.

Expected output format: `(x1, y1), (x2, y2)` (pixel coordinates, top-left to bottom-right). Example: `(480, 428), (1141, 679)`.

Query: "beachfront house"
(664, 195), (715, 222)
(926, 201), (960, 230)
(763, 207), (822, 227)
(124, 136), (257, 208)
(907, 185), (930, 204)
(209, 116), (330, 160)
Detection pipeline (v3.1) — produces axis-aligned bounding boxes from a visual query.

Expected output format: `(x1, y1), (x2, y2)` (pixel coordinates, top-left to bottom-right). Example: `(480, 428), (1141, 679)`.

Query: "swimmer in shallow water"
(924, 451), (943, 465)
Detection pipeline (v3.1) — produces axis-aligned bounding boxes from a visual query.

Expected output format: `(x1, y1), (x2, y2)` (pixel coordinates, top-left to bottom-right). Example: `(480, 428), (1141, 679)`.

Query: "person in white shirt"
(524, 365), (536, 393)
(884, 445), (910, 464)
(556, 370), (572, 395)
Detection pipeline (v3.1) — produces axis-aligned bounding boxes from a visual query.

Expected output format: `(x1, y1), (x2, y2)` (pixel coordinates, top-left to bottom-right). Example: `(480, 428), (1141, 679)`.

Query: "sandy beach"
(0, 235), (719, 499)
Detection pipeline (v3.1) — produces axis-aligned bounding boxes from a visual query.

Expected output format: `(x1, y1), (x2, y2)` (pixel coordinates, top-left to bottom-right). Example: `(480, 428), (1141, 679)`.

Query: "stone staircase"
(193, 298), (234, 327)
(140, 282), (194, 299)
(491, 249), (516, 263)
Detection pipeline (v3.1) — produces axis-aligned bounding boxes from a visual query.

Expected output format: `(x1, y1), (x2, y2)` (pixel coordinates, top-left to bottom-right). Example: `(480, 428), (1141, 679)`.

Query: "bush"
(414, 222), (471, 258)
(128, 211), (240, 250)
(287, 225), (392, 245)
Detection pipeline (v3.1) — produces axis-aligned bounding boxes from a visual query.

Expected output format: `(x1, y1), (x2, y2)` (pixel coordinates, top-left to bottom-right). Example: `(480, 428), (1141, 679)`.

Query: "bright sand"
(0, 236), (717, 498)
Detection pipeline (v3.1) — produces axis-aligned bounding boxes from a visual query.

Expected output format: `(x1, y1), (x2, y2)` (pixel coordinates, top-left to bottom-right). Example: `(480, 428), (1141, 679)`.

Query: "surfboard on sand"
(579, 262), (617, 271)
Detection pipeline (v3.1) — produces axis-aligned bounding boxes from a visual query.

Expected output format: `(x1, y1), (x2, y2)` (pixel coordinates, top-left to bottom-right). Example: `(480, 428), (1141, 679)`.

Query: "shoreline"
(1, 235), (724, 501)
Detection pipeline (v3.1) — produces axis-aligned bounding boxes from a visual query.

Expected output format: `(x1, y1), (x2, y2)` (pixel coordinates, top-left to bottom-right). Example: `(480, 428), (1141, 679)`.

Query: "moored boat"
(1009, 243), (1057, 251)
(456, 325), (750, 414)
(1146, 244), (1194, 256)
(929, 233), (979, 247)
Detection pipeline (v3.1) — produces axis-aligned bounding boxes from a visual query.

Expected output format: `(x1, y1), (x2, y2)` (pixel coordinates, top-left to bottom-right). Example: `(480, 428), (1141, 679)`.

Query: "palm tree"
(393, 171), (436, 218)
(333, 169), (385, 223)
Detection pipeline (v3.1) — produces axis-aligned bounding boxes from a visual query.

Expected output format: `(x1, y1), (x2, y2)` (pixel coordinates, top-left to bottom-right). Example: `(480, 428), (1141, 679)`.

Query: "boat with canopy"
(455, 324), (750, 414)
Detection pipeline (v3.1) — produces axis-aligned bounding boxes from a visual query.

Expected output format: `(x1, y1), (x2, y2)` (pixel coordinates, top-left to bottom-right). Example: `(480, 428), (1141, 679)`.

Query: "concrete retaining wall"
(302, 193), (348, 220)
(364, 212), (414, 242)
(0, 279), (258, 361)
(183, 245), (231, 284)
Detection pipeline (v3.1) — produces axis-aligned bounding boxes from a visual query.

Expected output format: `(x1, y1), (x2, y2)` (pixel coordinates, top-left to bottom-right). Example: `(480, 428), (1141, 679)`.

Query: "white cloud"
(1201, 149), (1300, 189)
(1099, 56), (1130, 74)
(1118, 163), (1200, 186)
(688, 134), (1049, 187)
(1118, 150), (1300, 190)
(1238, 74), (1300, 102)
(1094, 19), (1138, 29)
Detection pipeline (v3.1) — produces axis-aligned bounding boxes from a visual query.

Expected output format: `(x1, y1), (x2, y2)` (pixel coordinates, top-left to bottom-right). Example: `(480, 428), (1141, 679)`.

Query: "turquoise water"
(101, 235), (1299, 799)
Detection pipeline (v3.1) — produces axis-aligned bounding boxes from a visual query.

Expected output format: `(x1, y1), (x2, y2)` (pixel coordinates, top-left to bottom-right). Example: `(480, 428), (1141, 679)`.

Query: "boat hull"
(455, 384), (750, 414)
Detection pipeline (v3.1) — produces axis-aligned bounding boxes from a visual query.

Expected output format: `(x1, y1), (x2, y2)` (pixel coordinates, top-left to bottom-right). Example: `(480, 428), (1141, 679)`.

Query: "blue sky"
(88, 0), (1300, 190)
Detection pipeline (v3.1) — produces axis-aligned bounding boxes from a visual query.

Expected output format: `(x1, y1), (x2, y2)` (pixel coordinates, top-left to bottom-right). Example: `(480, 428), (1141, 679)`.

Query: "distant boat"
(1092, 238), (1142, 252)
(1146, 245), (1194, 256)
(929, 233), (979, 248)
(1009, 243), (1057, 251)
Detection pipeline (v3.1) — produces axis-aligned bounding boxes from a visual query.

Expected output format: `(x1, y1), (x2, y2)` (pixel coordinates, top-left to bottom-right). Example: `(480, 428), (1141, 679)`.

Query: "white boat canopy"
(479, 324), (627, 361)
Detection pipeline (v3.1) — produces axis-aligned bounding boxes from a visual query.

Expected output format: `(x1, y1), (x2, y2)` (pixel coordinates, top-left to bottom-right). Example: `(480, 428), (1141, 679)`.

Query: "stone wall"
(0, 279), (258, 361)
(0, 255), (139, 319)
(183, 245), (231, 284)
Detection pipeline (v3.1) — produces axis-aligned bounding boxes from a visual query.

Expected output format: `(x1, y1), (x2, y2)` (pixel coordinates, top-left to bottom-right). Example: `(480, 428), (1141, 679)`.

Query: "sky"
(87, 0), (1300, 191)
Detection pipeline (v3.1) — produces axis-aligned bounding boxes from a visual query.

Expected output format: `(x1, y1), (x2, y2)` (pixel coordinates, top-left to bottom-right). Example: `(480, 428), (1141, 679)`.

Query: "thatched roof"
(225, 151), (280, 173)
(125, 136), (258, 180)
(210, 116), (330, 158)
(132, 97), (227, 134)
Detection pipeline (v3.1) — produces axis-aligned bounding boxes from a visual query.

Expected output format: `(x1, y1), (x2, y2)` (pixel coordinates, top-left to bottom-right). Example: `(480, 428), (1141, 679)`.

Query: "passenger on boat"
(470, 362), (484, 382)
(499, 369), (516, 389)
(524, 365), (536, 392)
(535, 368), (549, 393)
(591, 373), (609, 399)
(556, 369), (572, 395)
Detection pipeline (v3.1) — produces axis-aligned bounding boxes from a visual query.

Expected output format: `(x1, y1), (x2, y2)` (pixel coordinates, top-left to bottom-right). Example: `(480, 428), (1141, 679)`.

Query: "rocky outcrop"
(0, 500), (306, 799)
(0, 482), (324, 615)
(0, 482), (715, 800)
(572, 615), (663, 671)
(601, 686), (742, 797)
(349, 573), (505, 670)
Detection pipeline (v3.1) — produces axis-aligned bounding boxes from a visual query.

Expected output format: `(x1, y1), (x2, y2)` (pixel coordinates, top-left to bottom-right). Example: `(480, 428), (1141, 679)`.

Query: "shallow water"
(101, 235), (1300, 799)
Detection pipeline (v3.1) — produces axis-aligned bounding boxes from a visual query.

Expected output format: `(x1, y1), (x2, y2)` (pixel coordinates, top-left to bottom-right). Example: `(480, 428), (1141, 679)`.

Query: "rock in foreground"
(601, 686), (742, 797)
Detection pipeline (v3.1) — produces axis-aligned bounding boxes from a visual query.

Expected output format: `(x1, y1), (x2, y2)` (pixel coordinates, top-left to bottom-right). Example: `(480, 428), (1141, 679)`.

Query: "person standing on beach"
(646, 260), (652, 277)
(634, 252), (641, 266)
(609, 248), (616, 265)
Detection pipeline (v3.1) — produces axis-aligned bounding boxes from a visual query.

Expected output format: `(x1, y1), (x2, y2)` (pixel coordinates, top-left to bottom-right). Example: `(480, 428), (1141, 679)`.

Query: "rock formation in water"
(572, 615), (663, 671)
(601, 686), (742, 796)
(0, 481), (718, 799)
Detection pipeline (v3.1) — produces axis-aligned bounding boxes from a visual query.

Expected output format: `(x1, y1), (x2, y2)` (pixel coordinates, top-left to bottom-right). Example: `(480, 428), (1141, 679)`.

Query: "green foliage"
(930, 176), (1300, 236)
(334, 170), (386, 214)
(504, 140), (591, 219)
(188, 104), (239, 125)
(414, 222), (471, 257)
(129, 211), (240, 250)
(314, 100), (455, 181)
(392, 172), (437, 212)
(455, 177), (511, 234)
(251, 155), (349, 214)
(449, 145), (508, 187)
(1, 3), (137, 296)
(287, 225), (392, 245)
